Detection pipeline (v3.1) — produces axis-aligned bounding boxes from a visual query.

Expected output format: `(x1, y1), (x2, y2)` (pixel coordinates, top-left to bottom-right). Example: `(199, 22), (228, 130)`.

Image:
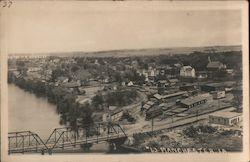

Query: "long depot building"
(179, 95), (208, 108)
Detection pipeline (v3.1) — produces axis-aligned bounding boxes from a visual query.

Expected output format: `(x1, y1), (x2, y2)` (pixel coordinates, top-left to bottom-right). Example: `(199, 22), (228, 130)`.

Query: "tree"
(80, 103), (94, 137)
(51, 68), (67, 82)
(71, 65), (79, 73)
(68, 102), (81, 138)
(92, 94), (104, 109)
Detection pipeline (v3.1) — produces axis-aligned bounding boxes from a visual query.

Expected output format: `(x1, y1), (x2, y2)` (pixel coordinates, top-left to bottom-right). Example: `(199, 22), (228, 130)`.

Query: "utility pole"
(196, 107), (199, 121)
(171, 115), (174, 131)
(151, 118), (154, 133)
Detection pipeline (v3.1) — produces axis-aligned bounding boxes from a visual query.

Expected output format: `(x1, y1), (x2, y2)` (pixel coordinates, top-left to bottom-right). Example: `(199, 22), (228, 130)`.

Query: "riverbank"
(8, 72), (140, 136)
(8, 73), (96, 130)
(8, 84), (61, 139)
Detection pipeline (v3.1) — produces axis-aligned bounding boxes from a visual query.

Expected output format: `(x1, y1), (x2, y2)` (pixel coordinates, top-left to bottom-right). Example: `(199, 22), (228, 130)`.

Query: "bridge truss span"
(8, 122), (127, 154)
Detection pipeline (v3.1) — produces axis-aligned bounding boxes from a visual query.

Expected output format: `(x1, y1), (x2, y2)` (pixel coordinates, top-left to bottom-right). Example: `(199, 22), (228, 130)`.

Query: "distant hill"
(9, 45), (242, 58)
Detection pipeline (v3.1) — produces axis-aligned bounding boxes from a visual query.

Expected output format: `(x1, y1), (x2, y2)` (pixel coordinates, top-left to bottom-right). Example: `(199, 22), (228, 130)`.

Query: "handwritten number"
(3, 1), (7, 7)
(0, 0), (13, 8)
(8, 0), (12, 7)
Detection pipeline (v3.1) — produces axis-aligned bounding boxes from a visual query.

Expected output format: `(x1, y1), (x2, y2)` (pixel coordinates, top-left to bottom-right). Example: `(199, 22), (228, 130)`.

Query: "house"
(156, 66), (166, 76)
(121, 81), (126, 86)
(148, 68), (156, 78)
(210, 91), (225, 99)
(180, 66), (195, 78)
(62, 82), (81, 88)
(131, 60), (138, 69)
(77, 87), (86, 95)
(56, 76), (69, 83)
(102, 108), (124, 122)
(207, 61), (225, 70)
(196, 71), (208, 79)
(207, 56), (226, 71)
(158, 80), (169, 88)
(153, 93), (162, 100)
(75, 70), (91, 81)
(145, 106), (163, 120)
(127, 81), (134, 87)
(168, 79), (179, 85)
(142, 101), (155, 111)
(76, 96), (91, 105)
(209, 111), (242, 126)
(159, 102), (175, 111)
(180, 95), (208, 108)
(174, 63), (182, 68)
(179, 84), (197, 91)
(226, 69), (234, 74)
(27, 67), (42, 72)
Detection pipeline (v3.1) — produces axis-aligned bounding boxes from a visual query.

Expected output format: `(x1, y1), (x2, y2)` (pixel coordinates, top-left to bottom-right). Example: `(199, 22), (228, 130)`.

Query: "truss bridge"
(8, 122), (127, 154)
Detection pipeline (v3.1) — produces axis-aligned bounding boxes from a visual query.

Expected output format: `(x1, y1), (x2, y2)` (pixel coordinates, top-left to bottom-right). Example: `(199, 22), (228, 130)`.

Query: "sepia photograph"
(0, 1), (249, 162)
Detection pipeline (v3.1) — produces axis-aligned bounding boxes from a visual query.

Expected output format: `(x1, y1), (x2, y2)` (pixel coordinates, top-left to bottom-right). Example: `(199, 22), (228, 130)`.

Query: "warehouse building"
(201, 83), (225, 92)
(209, 111), (242, 126)
(201, 82), (235, 92)
(180, 95), (207, 108)
(210, 91), (225, 99)
(153, 91), (188, 102)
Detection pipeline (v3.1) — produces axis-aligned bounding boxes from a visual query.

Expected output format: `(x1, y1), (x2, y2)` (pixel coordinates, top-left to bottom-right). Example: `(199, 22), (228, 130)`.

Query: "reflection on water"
(8, 84), (61, 139)
(8, 84), (109, 152)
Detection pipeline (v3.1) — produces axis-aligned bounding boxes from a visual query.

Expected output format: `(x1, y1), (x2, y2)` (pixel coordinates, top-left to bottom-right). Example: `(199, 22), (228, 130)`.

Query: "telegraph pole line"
(196, 108), (199, 121)
(151, 118), (154, 133)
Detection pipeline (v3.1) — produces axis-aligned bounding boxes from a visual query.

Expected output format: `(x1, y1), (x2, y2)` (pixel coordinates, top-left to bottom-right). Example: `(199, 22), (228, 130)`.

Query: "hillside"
(9, 45), (242, 58)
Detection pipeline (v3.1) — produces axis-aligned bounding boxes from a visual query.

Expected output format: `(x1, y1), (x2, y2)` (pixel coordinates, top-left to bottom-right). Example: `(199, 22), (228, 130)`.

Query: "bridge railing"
(8, 131), (49, 154)
(8, 123), (127, 154)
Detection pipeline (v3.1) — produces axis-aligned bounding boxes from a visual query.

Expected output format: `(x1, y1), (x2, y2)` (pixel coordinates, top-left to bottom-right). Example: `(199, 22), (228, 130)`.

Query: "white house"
(148, 67), (156, 78)
(127, 81), (134, 87)
(209, 111), (242, 126)
(180, 66), (195, 78)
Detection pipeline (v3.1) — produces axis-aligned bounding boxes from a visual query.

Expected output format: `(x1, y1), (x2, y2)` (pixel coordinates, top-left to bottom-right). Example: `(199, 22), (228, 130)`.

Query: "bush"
(183, 125), (217, 138)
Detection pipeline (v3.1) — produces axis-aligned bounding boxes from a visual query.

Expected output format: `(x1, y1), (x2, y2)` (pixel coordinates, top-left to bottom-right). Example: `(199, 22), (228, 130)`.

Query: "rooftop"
(161, 91), (188, 99)
(146, 101), (155, 106)
(62, 82), (81, 88)
(154, 91), (187, 100)
(203, 81), (235, 88)
(143, 104), (151, 110)
(180, 94), (208, 105)
(210, 111), (242, 119)
(171, 108), (188, 113)
(147, 106), (162, 113)
(182, 66), (193, 71)
(207, 61), (224, 69)
(110, 108), (123, 116)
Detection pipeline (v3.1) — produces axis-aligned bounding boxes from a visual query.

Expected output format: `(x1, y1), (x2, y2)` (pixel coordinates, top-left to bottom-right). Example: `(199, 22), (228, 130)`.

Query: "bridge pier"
(80, 143), (93, 151)
(108, 137), (127, 153)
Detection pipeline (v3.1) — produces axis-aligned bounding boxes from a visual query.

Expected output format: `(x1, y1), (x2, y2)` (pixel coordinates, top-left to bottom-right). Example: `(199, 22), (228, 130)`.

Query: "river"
(8, 84), (61, 139)
(8, 84), (110, 152)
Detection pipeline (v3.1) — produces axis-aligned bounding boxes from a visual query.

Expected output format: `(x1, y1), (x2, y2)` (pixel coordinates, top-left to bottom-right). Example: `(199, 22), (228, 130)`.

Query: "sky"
(5, 2), (242, 54)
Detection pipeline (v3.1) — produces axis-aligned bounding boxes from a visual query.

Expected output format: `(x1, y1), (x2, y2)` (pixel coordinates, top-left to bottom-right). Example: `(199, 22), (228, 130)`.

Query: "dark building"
(146, 106), (163, 120)
(201, 82), (235, 92)
(180, 95), (207, 108)
(179, 84), (197, 91)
